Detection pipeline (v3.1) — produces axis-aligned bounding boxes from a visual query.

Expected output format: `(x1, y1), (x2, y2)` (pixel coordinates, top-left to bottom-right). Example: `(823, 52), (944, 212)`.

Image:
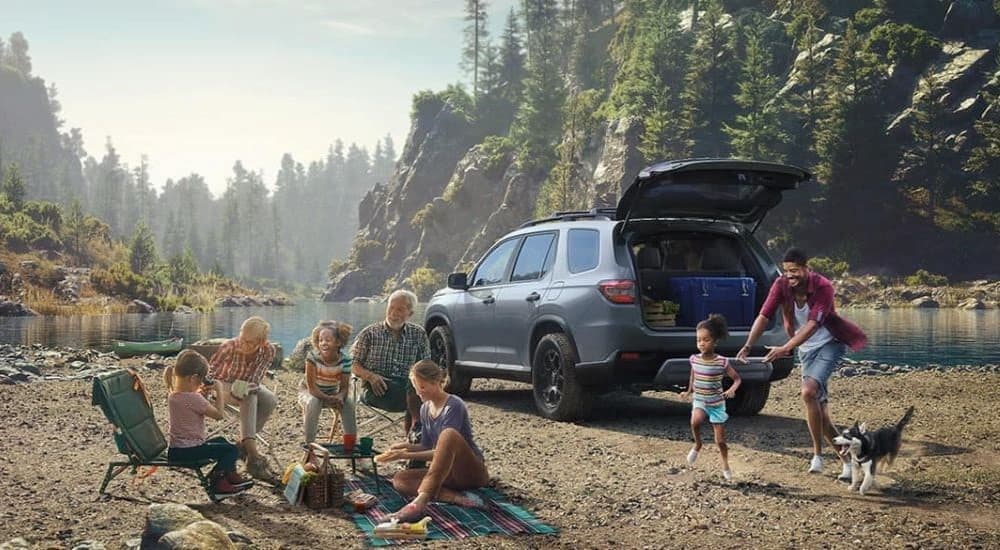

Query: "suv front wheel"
(531, 333), (592, 421)
(429, 325), (472, 397)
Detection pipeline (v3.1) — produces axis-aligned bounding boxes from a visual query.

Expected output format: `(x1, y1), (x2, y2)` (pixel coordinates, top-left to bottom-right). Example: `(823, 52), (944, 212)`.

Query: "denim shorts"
(799, 341), (847, 403)
(693, 399), (729, 424)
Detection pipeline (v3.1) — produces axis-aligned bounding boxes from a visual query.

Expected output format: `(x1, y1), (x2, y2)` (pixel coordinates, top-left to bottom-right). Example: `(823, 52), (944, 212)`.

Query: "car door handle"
(482, 296), (495, 305)
(526, 292), (541, 302)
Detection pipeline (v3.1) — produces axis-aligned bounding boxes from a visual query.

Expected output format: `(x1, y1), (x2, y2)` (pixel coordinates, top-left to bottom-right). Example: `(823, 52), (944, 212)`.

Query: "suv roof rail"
(519, 207), (617, 228)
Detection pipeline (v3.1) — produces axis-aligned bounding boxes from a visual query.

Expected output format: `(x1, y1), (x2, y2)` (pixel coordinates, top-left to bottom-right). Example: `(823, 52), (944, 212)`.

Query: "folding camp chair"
(353, 375), (408, 438)
(91, 368), (220, 501)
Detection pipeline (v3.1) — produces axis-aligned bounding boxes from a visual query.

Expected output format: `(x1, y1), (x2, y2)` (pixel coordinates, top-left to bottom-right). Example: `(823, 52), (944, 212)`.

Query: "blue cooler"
(666, 277), (757, 327)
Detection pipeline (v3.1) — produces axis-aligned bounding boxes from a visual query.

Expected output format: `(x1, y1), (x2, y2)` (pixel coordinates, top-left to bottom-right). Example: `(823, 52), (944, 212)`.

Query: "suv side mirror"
(447, 272), (469, 290)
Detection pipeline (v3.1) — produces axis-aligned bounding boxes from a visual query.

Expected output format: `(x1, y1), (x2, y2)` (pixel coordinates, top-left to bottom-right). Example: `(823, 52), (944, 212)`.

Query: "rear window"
(567, 229), (600, 273)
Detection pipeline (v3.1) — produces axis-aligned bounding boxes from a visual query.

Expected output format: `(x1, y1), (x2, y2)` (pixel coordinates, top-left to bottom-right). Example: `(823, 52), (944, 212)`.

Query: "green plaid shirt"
(350, 321), (430, 380)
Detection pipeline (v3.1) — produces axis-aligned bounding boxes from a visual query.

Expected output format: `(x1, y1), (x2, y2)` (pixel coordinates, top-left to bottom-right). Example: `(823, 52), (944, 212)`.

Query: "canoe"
(112, 337), (184, 358)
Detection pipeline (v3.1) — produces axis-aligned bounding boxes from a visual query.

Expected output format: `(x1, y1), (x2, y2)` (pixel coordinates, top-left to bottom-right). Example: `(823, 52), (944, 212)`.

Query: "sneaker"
(212, 478), (249, 500)
(837, 462), (852, 482)
(686, 448), (699, 465)
(722, 469), (733, 481)
(808, 455), (824, 473)
(226, 471), (255, 489)
(408, 422), (422, 445)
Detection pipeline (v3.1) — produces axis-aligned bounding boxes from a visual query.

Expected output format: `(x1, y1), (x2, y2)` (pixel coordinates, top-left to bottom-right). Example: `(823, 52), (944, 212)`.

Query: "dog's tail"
(896, 406), (915, 432)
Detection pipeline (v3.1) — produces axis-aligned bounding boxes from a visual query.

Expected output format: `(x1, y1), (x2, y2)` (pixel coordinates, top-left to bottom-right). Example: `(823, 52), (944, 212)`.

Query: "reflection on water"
(0, 303), (994, 366)
(846, 308), (999, 365)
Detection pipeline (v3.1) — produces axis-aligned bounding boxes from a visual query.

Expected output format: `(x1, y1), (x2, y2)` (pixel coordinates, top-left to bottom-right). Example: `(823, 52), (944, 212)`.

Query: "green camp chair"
(91, 368), (219, 501)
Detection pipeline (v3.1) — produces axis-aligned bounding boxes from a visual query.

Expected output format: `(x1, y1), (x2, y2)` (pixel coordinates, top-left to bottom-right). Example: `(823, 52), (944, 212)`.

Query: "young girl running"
(376, 359), (489, 521)
(682, 314), (742, 481)
(165, 350), (253, 499)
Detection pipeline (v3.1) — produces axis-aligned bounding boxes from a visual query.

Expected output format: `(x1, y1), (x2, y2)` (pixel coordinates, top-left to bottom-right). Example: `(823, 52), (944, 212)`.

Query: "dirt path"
(0, 365), (997, 548)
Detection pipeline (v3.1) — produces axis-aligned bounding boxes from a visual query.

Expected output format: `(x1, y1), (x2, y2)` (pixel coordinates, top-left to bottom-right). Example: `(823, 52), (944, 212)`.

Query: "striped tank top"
(690, 354), (729, 406)
(307, 350), (352, 395)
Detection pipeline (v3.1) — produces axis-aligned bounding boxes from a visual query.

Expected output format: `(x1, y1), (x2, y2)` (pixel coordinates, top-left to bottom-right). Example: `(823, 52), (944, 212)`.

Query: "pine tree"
(1, 162), (26, 210)
(7, 32), (31, 76)
(497, 8), (526, 105)
(724, 22), (788, 162)
(964, 83), (1000, 211)
(678, 0), (737, 157)
(63, 198), (89, 264)
(904, 76), (951, 212)
(462, 0), (490, 99)
(129, 221), (158, 275)
(511, 0), (565, 169)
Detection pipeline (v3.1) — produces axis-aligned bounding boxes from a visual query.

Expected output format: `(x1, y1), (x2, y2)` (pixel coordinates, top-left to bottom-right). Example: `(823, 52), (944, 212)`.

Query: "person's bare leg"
(406, 389), (422, 433)
(713, 424), (729, 472)
(802, 377), (824, 456)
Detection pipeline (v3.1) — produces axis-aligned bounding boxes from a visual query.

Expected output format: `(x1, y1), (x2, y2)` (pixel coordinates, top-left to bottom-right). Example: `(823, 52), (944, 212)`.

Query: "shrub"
(22, 201), (63, 233)
(410, 203), (435, 228)
(868, 23), (940, 69)
(904, 269), (948, 287)
(327, 259), (347, 279)
(350, 239), (385, 267)
(91, 262), (155, 301)
(0, 212), (53, 252)
(808, 256), (851, 278)
(477, 135), (515, 175)
(407, 267), (445, 301)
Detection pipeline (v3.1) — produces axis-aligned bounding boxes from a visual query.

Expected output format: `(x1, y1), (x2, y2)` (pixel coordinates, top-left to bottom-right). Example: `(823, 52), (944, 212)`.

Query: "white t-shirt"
(794, 301), (833, 356)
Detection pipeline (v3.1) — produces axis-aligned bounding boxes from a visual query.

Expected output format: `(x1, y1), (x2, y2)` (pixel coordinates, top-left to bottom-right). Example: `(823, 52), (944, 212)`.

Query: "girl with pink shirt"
(164, 350), (253, 499)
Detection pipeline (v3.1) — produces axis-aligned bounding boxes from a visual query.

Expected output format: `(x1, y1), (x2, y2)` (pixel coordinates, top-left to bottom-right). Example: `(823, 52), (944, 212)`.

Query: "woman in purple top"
(377, 359), (489, 521)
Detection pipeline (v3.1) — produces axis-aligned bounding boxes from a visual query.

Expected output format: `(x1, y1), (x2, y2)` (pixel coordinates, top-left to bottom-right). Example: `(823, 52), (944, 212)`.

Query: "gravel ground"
(1, 360), (998, 549)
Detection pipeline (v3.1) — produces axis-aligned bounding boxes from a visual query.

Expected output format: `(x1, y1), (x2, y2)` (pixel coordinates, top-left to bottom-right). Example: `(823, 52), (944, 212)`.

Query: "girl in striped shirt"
(682, 314), (742, 480)
(298, 320), (356, 450)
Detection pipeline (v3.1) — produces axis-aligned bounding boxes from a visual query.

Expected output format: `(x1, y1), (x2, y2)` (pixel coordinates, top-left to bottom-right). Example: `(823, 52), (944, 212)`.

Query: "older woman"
(298, 320), (356, 449)
(208, 316), (278, 481)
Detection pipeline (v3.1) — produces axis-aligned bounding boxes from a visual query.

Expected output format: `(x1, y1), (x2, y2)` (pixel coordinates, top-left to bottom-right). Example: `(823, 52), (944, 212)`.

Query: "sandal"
(390, 501), (425, 523)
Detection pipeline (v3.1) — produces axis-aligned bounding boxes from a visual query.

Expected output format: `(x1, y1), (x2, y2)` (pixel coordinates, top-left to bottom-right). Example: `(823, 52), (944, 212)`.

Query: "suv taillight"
(598, 280), (636, 304)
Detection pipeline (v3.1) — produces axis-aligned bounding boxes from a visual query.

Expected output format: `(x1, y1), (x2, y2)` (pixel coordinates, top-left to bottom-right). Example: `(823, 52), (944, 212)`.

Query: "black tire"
(726, 382), (770, 416)
(531, 333), (592, 421)
(429, 325), (471, 397)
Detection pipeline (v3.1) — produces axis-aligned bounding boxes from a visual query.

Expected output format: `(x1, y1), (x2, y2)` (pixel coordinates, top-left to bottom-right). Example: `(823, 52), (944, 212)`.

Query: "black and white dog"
(833, 406), (914, 495)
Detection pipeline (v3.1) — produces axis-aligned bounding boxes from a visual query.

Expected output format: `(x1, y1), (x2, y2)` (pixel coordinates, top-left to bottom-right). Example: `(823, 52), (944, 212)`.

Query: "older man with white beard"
(351, 289), (430, 438)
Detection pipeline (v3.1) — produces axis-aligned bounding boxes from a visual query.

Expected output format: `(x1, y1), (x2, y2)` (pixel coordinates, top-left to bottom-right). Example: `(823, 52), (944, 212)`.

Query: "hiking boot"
(226, 471), (255, 489)
(212, 478), (249, 500)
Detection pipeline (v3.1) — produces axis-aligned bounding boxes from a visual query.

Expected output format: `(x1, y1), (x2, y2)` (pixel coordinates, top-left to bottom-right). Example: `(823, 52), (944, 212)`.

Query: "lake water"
(0, 303), (996, 366)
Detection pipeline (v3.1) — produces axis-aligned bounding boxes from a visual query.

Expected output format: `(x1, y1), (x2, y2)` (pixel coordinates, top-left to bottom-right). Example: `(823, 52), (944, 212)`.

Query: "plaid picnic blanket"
(345, 476), (557, 546)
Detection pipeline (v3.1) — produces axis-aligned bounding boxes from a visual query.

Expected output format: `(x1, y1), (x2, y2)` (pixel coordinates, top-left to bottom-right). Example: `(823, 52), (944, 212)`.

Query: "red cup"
(343, 433), (356, 453)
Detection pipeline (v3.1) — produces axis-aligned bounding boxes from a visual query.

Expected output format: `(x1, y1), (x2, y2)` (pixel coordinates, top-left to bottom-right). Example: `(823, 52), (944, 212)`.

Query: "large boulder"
(322, 269), (378, 302)
(940, 0), (997, 38)
(591, 117), (645, 205)
(286, 337), (313, 372)
(144, 504), (205, 540)
(127, 299), (156, 313)
(0, 301), (37, 317)
(159, 520), (235, 550)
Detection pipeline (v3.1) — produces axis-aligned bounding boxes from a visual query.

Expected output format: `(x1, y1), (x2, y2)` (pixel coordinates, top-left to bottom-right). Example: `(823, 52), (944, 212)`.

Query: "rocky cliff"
(324, 1), (1000, 301)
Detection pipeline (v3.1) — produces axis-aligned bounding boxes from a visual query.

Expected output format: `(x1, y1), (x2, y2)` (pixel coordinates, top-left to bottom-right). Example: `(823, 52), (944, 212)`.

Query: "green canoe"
(112, 337), (184, 358)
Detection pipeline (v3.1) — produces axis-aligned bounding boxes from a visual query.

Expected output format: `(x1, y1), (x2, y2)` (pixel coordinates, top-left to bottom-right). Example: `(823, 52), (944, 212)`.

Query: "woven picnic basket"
(303, 443), (344, 509)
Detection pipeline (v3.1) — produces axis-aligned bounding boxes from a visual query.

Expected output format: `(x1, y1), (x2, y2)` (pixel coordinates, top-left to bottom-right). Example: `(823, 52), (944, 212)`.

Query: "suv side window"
(472, 238), (521, 287)
(567, 228), (600, 273)
(511, 232), (556, 282)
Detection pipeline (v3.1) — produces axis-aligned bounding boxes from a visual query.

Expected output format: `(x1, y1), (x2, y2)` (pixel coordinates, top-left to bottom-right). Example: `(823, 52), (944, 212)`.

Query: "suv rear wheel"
(429, 325), (471, 397)
(531, 333), (592, 421)
(725, 382), (770, 416)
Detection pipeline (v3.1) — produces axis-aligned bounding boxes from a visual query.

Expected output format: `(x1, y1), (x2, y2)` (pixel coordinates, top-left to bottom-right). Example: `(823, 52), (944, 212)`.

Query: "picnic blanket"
(345, 476), (557, 546)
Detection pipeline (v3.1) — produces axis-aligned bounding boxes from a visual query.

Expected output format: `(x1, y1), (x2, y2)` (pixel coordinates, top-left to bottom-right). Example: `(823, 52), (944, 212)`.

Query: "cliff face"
(325, 2), (1000, 300)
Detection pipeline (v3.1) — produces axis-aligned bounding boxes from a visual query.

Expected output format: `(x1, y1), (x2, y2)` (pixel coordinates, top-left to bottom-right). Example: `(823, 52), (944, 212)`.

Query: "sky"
(4, 0), (515, 196)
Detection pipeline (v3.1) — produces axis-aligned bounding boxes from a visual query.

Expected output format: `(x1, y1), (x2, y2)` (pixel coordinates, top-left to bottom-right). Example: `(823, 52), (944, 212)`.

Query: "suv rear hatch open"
(615, 158), (810, 229)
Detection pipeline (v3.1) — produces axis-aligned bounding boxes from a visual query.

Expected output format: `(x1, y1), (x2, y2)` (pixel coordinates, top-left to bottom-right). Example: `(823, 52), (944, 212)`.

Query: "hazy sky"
(6, 0), (515, 196)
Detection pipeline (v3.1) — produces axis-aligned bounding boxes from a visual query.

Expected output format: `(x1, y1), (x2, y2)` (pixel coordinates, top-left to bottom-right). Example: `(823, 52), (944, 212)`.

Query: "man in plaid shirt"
(351, 289), (430, 435)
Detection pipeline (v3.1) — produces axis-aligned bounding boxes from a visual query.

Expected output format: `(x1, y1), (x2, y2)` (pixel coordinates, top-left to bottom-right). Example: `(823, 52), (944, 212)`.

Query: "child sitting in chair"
(298, 320), (357, 449)
(164, 350), (254, 500)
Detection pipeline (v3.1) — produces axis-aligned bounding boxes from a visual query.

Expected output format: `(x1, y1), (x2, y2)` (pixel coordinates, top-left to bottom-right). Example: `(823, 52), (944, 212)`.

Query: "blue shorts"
(799, 341), (847, 404)
(693, 400), (729, 424)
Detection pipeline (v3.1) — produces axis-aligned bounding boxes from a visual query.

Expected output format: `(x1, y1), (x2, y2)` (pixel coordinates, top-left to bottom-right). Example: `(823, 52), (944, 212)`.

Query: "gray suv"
(424, 159), (811, 421)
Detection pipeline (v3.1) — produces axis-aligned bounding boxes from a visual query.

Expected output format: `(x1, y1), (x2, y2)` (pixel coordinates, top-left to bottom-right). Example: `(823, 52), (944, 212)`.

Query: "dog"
(833, 406), (914, 495)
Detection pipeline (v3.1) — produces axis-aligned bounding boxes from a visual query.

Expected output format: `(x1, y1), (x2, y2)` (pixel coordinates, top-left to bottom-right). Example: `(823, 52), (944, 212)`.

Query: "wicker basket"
(303, 444), (344, 509)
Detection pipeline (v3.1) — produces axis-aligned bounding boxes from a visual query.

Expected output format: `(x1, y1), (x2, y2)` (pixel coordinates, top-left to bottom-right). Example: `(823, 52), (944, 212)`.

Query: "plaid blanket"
(345, 476), (557, 546)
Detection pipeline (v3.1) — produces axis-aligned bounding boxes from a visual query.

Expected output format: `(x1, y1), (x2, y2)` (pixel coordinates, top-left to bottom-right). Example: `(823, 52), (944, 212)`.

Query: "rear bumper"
(575, 352), (793, 388)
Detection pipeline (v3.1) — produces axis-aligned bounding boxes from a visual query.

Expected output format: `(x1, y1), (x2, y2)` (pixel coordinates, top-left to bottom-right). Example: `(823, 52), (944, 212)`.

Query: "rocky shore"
(0, 345), (998, 548)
